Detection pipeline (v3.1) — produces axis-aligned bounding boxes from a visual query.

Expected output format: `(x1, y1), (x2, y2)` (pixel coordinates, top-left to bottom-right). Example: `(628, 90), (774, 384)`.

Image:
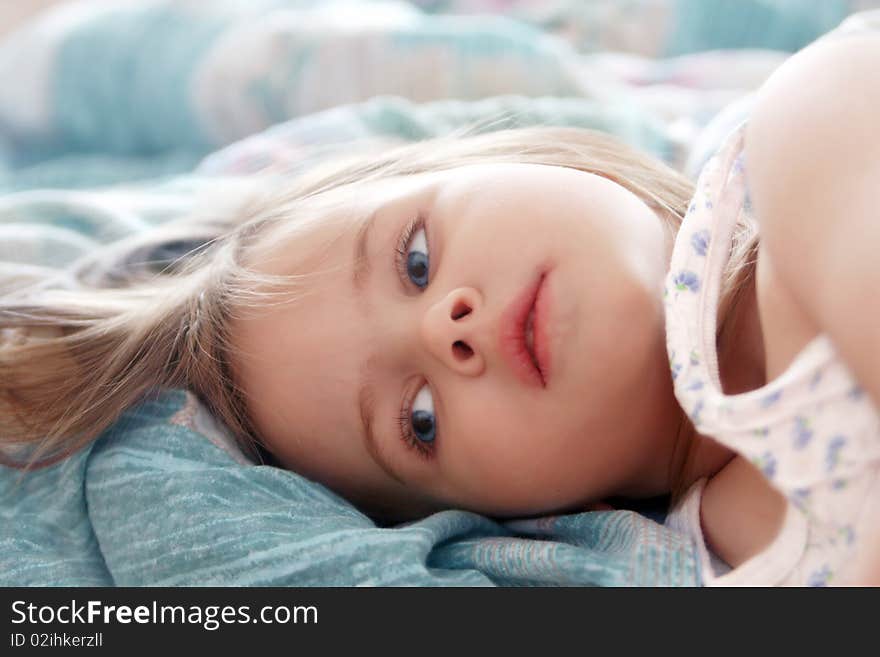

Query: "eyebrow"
(352, 209), (376, 294)
(352, 211), (405, 485)
(357, 362), (405, 485)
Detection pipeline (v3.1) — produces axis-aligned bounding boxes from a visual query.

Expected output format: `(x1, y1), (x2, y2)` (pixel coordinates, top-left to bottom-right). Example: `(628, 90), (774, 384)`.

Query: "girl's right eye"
(397, 384), (437, 459)
(395, 215), (430, 289)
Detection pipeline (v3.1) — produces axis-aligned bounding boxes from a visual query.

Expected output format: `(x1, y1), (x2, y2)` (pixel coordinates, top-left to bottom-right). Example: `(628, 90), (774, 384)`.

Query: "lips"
(499, 272), (548, 389)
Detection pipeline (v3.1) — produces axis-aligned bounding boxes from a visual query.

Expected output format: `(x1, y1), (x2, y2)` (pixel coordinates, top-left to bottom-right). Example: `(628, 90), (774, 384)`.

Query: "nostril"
(452, 340), (473, 359)
(451, 301), (471, 320)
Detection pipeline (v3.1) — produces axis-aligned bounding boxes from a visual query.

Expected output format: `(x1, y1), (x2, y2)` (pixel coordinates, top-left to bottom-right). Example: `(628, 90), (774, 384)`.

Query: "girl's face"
(232, 163), (684, 518)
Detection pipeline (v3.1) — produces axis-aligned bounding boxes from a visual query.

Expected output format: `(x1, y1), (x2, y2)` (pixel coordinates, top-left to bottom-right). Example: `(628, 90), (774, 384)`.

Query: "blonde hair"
(0, 126), (757, 504)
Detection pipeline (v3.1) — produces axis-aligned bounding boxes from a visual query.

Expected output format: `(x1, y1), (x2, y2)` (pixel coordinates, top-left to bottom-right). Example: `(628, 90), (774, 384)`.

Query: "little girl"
(2, 32), (878, 585)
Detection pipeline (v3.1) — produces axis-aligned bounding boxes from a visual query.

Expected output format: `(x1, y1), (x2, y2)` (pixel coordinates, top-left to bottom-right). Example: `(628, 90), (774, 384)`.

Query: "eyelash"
(394, 212), (428, 290)
(396, 399), (435, 461)
(393, 212), (436, 460)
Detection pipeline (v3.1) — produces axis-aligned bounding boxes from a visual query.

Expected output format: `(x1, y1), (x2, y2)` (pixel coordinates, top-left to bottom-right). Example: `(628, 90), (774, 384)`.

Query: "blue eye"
(405, 227), (429, 288)
(409, 386), (436, 444)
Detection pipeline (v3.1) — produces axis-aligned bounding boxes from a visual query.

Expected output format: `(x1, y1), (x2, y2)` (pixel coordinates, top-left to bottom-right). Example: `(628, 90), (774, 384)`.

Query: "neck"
(716, 267), (766, 395)
(672, 263), (768, 492)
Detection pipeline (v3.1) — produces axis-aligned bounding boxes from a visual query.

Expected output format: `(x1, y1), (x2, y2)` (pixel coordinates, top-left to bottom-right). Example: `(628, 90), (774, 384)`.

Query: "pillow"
(0, 389), (702, 586)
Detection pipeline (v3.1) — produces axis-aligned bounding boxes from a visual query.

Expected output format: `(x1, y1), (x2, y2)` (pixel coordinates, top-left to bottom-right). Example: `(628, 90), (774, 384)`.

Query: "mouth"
(499, 271), (549, 389)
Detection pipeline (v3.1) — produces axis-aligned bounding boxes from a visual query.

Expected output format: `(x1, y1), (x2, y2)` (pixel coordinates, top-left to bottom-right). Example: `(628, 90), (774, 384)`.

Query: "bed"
(1, 0), (874, 586)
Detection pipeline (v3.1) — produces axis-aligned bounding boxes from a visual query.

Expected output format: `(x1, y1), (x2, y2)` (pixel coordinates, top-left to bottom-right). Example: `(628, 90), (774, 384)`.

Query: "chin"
(357, 493), (443, 525)
(467, 491), (592, 520)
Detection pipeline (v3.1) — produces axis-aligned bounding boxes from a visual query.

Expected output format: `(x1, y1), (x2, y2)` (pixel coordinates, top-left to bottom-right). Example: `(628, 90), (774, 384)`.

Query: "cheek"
(444, 190), (561, 269)
(438, 393), (598, 513)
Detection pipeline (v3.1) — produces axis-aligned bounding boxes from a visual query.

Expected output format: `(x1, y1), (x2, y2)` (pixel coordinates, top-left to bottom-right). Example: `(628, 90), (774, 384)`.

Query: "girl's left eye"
(395, 216), (429, 289)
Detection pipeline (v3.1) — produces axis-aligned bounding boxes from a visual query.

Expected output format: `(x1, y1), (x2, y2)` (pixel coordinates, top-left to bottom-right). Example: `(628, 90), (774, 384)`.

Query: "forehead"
(227, 186), (403, 500)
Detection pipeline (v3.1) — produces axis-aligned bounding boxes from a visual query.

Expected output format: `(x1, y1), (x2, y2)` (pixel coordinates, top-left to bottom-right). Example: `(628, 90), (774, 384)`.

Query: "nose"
(420, 287), (487, 377)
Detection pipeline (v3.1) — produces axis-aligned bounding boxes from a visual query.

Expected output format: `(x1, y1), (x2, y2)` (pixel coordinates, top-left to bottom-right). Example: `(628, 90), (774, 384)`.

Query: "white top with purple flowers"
(662, 122), (880, 586)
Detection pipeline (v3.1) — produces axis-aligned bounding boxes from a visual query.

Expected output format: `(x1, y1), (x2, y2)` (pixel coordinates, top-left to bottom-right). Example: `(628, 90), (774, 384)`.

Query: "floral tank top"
(662, 122), (880, 586)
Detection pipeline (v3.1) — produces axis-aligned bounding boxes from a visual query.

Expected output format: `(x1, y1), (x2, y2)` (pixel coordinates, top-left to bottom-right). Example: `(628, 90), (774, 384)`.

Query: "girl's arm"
(745, 34), (880, 410)
(744, 33), (880, 584)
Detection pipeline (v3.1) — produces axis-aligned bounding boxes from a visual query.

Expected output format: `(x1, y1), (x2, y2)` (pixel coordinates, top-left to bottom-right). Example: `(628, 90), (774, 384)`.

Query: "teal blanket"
(3, 0), (856, 191)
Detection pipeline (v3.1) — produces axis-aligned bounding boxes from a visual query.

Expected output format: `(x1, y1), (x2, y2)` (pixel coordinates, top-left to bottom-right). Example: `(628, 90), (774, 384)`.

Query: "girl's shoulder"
(744, 32), (880, 245)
